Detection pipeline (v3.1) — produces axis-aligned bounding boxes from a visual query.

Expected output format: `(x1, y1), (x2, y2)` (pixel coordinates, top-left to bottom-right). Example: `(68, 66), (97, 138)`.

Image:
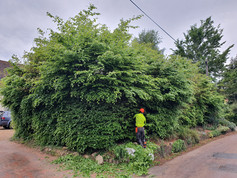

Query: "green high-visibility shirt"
(134, 113), (146, 127)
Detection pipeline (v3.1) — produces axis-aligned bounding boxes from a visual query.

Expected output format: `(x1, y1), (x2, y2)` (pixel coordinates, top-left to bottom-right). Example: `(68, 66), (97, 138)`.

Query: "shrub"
(219, 119), (236, 131)
(172, 139), (186, 153)
(39, 103), (136, 153)
(177, 127), (200, 145)
(208, 126), (229, 138)
(225, 102), (237, 125)
(157, 141), (166, 158)
(146, 112), (178, 139)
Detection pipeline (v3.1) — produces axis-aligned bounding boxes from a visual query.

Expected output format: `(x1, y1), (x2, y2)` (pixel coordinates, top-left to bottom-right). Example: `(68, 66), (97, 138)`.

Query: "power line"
(129, 0), (177, 43)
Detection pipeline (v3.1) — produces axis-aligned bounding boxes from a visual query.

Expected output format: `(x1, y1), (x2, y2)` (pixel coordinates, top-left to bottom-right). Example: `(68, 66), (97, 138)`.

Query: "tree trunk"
(205, 59), (208, 76)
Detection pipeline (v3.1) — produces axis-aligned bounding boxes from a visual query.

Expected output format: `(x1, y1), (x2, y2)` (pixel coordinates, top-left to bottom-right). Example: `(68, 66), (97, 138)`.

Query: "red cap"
(139, 108), (145, 113)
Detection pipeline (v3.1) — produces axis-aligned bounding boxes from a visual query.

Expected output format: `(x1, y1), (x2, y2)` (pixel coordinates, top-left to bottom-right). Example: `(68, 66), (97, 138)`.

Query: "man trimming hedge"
(134, 108), (147, 148)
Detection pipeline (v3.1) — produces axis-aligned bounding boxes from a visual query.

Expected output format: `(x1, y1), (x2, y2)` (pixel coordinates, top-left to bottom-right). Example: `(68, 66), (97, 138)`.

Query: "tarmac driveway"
(148, 131), (237, 178)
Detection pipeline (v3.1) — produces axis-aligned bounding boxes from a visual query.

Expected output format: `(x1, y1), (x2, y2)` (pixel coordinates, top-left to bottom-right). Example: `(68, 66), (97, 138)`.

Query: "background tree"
(134, 29), (164, 53)
(219, 56), (237, 123)
(173, 17), (234, 80)
(221, 56), (237, 103)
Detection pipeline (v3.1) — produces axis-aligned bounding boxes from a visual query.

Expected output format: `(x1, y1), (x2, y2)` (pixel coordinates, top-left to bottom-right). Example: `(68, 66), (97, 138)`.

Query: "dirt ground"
(0, 127), (73, 178)
(147, 131), (237, 178)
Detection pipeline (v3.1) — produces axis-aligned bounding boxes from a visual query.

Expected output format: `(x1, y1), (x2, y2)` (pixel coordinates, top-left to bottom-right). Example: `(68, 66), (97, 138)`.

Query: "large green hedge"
(0, 5), (226, 153)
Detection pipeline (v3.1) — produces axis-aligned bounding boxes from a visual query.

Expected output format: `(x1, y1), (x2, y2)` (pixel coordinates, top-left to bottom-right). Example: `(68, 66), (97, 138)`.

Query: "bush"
(177, 127), (200, 145)
(146, 112), (178, 139)
(177, 72), (226, 128)
(172, 139), (186, 153)
(225, 102), (237, 125)
(208, 126), (229, 138)
(219, 119), (236, 131)
(55, 105), (122, 153)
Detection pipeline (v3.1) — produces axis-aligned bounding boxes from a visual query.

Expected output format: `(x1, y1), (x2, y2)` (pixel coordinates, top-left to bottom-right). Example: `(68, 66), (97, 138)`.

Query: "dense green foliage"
(208, 126), (229, 138)
(172, 139), (186, 153)
(218, 118), (236, 131)
(0, 5), (228, 153)
(173, 17), (234, 80)
(221, 57), (237, 103)
(219, 56), (237, 124)
(177, 127), (200, 145)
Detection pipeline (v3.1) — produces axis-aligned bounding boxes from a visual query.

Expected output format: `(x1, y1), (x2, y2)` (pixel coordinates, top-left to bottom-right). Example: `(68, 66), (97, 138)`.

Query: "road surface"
(148, 132), (237, 178)
(0, 127), (73, 178)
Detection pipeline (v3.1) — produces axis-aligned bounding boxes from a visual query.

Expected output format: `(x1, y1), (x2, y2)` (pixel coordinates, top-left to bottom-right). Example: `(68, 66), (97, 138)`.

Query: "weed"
(157, 141), (166, 158)
(178, 127), (200, 145)
(172, 139), (186, 153)
(53, 142), (158, 177)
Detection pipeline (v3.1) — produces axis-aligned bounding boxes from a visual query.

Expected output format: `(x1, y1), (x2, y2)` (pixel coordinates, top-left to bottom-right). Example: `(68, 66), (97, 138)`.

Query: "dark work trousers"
(136, 127), (145, 147)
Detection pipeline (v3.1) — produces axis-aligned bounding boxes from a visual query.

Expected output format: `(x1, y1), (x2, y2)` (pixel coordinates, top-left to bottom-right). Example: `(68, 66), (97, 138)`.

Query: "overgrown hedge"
(0, 5), (228, 153)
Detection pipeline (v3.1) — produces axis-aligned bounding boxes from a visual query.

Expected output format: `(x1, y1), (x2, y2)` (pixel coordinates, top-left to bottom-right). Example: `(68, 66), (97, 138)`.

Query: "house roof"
(0, 60), (10, 80)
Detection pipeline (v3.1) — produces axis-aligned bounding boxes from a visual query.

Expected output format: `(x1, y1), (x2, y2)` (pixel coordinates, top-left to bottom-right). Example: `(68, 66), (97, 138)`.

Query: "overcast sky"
(0, 0), (236, 62)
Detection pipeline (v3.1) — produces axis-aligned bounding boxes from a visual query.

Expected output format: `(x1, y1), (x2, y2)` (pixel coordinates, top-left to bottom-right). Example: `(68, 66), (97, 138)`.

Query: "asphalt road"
(148, 132), (237, 178)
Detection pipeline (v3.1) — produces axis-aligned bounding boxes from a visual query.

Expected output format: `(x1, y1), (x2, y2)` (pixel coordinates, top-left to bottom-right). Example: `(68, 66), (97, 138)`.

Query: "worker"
(134, 108), (147, 148)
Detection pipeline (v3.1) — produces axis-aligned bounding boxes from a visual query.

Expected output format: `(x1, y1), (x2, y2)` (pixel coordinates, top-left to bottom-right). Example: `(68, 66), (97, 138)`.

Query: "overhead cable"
(129, 0), (177, 42)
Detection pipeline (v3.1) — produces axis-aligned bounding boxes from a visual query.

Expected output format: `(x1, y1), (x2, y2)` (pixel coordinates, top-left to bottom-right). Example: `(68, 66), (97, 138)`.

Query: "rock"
(83, 154), (90, 159)
(126, 148), (136, 157)
(62, 147), (68, 150)
(199, 131), (206, 135)
(148, 153), (155, 161)
(91, 152), (98, 157)
(54, 150), (66, 156)
(72, 152), (79, 156)
(113, 160), (119, 164)
(44, 148), (52, 152)
(95, 155), (103, 165)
